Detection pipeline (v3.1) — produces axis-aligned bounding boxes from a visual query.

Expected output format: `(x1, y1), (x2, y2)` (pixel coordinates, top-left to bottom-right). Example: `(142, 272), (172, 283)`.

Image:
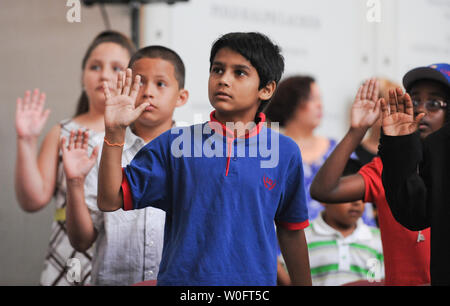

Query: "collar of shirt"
(208, 110), (266, 141)
(124, 126), (146, 151)
(124, 121), (177, 151)
(312, 211), (373, 243)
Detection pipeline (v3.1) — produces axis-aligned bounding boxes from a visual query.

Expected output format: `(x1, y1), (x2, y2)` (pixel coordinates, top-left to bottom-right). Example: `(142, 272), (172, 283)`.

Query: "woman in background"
(265, 75), (336, 220)
(14, 31), (135, 285)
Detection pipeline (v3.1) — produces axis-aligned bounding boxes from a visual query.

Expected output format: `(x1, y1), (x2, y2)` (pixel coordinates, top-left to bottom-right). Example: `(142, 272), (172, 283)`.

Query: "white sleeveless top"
(39, 119), (103, 286)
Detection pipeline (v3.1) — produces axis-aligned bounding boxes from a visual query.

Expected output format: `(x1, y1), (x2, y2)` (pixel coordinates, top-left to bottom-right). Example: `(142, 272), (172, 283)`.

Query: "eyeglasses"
(412, 99), (447, 112)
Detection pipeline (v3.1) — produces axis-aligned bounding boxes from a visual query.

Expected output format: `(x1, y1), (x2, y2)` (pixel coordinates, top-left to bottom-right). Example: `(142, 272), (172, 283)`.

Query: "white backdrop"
(142, 0), (449, 140)
(0, 0), (448, 285)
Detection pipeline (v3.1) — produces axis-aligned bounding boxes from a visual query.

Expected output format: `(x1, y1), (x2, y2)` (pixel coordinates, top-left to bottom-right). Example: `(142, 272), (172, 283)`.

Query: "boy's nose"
(218, 73), (231, 87)
(142, 84), (154, 99)
(351, 201), (363, 208)
(100, 68), (114, 82)
(316, 101), (323, 110)
(414, 103), (427, 116)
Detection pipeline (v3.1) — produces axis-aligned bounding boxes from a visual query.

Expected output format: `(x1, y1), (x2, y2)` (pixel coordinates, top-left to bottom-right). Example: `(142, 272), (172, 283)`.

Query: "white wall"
(142, 0), (450, 139)
(0, 0), (131, 285)
(0, 0), (448, 285)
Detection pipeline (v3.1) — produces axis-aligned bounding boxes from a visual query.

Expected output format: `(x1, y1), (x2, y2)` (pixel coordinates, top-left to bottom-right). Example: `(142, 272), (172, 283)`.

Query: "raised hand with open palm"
(381, 88), (425, 136)
(61, 129), (99, 182)
(103, 68), (148, 133)
(350, 77), (382, 130)
(15, 89), (50, 139)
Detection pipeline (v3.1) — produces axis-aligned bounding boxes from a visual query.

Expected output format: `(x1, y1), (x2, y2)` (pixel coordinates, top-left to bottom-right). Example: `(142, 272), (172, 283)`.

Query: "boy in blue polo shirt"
(98, 32), (311, 286)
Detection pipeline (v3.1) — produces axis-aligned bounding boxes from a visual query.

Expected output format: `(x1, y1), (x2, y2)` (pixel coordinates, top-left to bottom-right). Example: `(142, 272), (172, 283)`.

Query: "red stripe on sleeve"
(277, 219), (310, 231)
(121, 168), (133, 211)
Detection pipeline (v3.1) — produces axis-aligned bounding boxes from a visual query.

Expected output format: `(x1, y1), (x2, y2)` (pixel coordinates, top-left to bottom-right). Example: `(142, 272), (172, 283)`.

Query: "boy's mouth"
(418, 120), (430, 130)
(144, 103), (156, 111)
(214, 91), (232, 100)
(348, 209), (362, 218)
(96, 84), (107, 92)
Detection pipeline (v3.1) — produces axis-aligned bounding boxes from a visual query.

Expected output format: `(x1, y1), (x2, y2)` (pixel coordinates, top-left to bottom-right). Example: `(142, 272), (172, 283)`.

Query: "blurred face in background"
(322, 200), (365, 231)
(82, 42), (130, 114)
(372, 79), (403, 132)
(292, 82), (323, 131)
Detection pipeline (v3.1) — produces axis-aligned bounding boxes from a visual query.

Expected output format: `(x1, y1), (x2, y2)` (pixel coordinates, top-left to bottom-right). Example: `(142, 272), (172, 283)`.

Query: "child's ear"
(175, 89), (189, 108)
(258, 81), (276, 101)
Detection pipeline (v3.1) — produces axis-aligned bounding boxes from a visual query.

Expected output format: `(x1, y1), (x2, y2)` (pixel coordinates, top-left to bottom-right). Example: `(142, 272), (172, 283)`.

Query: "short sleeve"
(358, 157), (383, 205)
(275, 150), (309, 230)
(84, 158), (104, 231)
(122, 134), (171, 212)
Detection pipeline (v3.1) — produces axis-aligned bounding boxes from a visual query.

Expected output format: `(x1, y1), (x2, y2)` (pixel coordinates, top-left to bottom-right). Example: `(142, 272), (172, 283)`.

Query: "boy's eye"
(235, 70), (246, 77)
(211, 67), (223, 74)
(113, 66), (123, 72)
(157, 81), (166, 87)
(90, 65), (101, 71)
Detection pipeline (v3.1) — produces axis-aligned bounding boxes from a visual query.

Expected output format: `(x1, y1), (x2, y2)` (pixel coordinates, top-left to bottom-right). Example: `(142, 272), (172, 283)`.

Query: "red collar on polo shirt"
(208, 110), (266, 140)
(208, 110), (266, 177)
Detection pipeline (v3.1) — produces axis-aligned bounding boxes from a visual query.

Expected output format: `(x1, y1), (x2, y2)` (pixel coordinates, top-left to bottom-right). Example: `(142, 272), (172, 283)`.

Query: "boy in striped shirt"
(305, 162), (384, 286)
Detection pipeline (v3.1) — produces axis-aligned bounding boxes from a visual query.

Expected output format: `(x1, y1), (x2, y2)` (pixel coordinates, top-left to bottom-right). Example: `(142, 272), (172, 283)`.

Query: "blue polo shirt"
(121, 112), (309, 286)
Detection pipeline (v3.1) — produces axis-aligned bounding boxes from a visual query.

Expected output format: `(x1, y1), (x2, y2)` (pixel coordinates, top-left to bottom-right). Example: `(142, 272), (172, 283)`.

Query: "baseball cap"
(403, 63), (450, 91)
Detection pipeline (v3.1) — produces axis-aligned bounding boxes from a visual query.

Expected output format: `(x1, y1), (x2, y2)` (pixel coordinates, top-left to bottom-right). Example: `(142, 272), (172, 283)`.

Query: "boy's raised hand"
(103, 68), (148, 132)
(381, 88), (425, 136)
(15, 89), (50, 139)
(61, 129), (99, 182)
(350, 78), (381, 130)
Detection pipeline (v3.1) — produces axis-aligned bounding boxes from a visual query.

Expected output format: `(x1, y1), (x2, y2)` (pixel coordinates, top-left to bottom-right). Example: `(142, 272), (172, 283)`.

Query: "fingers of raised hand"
(395, 87), (406, 113)
(403, 92), (415, 116)
(33, 91), (46, 112)
(90, 145), (100, 161)
(19, 89), (47, 112)
(81, 130), (90, 150)
(355, 84), (363, 102)
(414, 112), (426, 125)
(380, 98), (390, 119)
(116, 71), (124, 95)
(17, 90), (30, 112)
(66, 129), (89, 151)
(68, 130), (76, 150)
(366, 78), (376, 101)
(122, 68), (133, 96)
(130, 74), (141, 101)
(22, 90), (31, 110)
(388, 89), (398, 113)
(60, 136), (67, 153)
(31, 89), (40, 108)
(74, 129), (84, 149)
(371, 79), (380, 102)
(361, 79), (370, 100)
(104, 81), (112, 101)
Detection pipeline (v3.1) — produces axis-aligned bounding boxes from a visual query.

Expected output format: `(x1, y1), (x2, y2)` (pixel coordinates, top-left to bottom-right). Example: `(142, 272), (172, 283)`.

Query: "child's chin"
(137, 112), (157, 123)
(211, 102), (237, 113)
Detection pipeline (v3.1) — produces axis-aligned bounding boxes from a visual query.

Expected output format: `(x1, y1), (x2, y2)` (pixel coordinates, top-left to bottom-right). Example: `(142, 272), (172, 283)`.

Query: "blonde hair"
(378, 78), (401, 100)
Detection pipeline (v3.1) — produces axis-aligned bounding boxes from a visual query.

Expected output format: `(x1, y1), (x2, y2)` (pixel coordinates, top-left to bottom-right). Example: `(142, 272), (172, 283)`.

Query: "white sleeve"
(84, 156), (104, 231)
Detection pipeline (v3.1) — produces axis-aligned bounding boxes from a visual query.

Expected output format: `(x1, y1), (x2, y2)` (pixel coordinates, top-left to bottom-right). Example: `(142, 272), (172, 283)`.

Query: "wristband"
(104, 137), (124, 147)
